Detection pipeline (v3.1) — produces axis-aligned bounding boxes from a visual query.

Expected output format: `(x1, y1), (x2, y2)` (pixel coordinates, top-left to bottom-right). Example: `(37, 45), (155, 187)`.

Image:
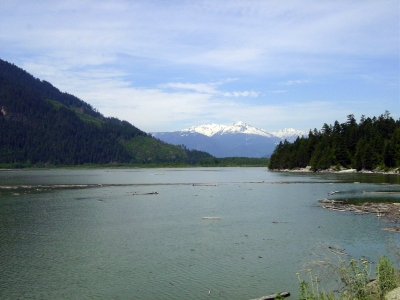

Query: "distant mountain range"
(152, 121), (305, 158)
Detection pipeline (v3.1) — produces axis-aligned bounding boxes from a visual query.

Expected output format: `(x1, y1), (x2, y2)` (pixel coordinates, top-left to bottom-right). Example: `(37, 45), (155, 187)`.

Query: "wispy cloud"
(223, 91), (259, 97)
(159, 81), (259, 98)
(159, 82), (220, 94)
(285, 80), (310, 85)
(269, 90), (287, 94)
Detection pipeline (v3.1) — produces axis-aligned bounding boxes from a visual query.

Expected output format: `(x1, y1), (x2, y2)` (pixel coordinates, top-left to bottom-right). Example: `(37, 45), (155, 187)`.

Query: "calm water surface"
(0, 168), (399, 299)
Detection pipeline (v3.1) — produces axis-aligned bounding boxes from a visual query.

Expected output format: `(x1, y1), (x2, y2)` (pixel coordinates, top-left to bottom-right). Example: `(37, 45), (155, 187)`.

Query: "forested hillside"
(269, 112), (400, 171)
(0, 58), (212, 167)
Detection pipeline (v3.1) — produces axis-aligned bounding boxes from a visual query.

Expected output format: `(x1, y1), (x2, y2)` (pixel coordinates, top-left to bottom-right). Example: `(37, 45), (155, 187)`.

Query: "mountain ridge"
(152, 122), (305, 158)
(180, 121), (304, 139)
(183, 121), (274, 137)
(0, 58), (212, 166)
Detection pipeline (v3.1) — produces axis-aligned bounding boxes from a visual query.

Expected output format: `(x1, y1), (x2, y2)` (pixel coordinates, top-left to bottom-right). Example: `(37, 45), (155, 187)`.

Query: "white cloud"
(285, 80), (310, 85)
(158, 82), (220, 94)
(18, 58), (397, 132)
(3, 1), (397, 74)
(159, 81), (259, 98)
(269, 90), (286, 94)
(42, 69), (351, 132)
(223, 91), (259, 97)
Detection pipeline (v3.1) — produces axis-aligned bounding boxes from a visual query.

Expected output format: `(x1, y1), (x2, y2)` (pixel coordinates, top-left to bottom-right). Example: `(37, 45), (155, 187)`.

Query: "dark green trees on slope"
(0, 58), (212, 166)
(269, 112), (400, 171)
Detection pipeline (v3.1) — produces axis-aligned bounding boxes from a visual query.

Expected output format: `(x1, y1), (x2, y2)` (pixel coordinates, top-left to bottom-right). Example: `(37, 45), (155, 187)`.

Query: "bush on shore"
(297, 255), (398, 299)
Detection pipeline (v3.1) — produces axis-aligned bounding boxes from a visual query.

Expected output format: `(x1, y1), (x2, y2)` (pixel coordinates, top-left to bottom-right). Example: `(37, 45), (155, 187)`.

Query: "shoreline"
(270, 166), (400, 175)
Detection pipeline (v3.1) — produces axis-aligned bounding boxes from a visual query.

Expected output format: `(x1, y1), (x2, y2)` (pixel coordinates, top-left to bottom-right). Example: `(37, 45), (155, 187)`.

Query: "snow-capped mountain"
(183, 121), (275, 137)
(152, 121), (305, 158)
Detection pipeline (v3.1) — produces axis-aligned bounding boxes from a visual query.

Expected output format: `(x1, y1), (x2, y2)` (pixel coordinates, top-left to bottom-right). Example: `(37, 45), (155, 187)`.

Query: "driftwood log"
(251, 291), (290, 300)
(132, 192), (158, 195)
(318, 199), (347, 204)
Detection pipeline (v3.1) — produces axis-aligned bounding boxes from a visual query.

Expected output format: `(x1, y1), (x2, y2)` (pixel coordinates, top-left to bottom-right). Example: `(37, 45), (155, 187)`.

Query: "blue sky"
(1, 1), (398, 133)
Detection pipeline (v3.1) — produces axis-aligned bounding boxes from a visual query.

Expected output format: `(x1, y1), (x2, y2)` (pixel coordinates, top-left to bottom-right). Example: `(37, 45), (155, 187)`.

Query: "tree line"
(199, 157), (270, 167)
(269, 112), (400, 171)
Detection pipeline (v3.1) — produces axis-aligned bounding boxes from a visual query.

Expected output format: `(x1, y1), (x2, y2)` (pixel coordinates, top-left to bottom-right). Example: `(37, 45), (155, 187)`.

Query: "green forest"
(0, 58), (212, 167)
(269, 112), (400, 171)
(198, 157), (270, 167)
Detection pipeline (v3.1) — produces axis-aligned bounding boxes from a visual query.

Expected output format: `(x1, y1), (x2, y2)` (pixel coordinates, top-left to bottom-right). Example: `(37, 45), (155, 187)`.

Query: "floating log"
(193, 183), (217, 186)
(318, 199), (347, 204)
(382, 227), (400, 232)
(327, 246), (348, 255)
(318, 198), (333, 203)
(132, 192), (158, 195)
(202, 217), (220, 220)
(250, 291), (290, 300)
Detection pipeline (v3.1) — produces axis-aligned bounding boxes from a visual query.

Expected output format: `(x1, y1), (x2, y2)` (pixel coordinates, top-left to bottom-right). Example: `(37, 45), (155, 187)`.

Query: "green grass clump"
(376, 255), (397, 298)
(297, 255), (398, 299)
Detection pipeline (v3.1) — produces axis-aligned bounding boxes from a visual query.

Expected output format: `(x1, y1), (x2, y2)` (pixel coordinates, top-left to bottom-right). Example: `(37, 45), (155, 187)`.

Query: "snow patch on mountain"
(182, 123), (226, 137)
(271, 128), (306, 139)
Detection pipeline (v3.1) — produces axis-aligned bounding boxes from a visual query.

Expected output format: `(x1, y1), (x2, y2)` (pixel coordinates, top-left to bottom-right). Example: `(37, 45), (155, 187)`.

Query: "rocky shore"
(319, 199), (400, 218)
(270, 166), (400, 174)
(319, 199), (400, 232)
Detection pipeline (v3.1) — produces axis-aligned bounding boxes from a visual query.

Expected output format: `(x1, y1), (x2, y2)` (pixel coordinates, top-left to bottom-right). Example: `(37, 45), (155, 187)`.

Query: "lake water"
(0, 168), (399, 299)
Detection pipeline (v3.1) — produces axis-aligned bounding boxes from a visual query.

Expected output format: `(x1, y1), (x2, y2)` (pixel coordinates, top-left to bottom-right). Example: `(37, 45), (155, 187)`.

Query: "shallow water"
(0, 168), (399, 299)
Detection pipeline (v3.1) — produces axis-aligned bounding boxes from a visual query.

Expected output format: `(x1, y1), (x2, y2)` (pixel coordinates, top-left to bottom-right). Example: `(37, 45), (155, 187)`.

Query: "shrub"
(339, 259), (371, 299)
(376, 255), (397, 298)
(297, 270), (336, 300)
(297, 246), (399, 299)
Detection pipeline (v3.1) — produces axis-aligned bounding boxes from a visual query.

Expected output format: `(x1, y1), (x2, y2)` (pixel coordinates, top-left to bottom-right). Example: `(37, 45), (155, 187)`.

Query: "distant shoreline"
(269, 166), (400, 175)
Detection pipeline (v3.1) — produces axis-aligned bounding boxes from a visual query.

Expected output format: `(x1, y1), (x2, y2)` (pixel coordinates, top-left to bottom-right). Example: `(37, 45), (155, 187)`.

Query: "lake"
(0, 168), (399, 299)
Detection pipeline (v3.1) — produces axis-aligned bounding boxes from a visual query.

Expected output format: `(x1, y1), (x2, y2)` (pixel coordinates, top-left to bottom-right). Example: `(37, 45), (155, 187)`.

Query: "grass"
(297, 255), (399, 299)
(376, 255), (397, 298)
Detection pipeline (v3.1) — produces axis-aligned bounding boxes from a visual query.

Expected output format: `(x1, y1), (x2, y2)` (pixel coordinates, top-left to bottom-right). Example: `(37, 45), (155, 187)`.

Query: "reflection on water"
(0, 168), (399, 299)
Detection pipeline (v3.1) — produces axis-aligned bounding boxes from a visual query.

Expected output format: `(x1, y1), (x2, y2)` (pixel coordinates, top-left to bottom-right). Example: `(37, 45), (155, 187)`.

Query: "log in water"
(250, 291), (290, 300)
